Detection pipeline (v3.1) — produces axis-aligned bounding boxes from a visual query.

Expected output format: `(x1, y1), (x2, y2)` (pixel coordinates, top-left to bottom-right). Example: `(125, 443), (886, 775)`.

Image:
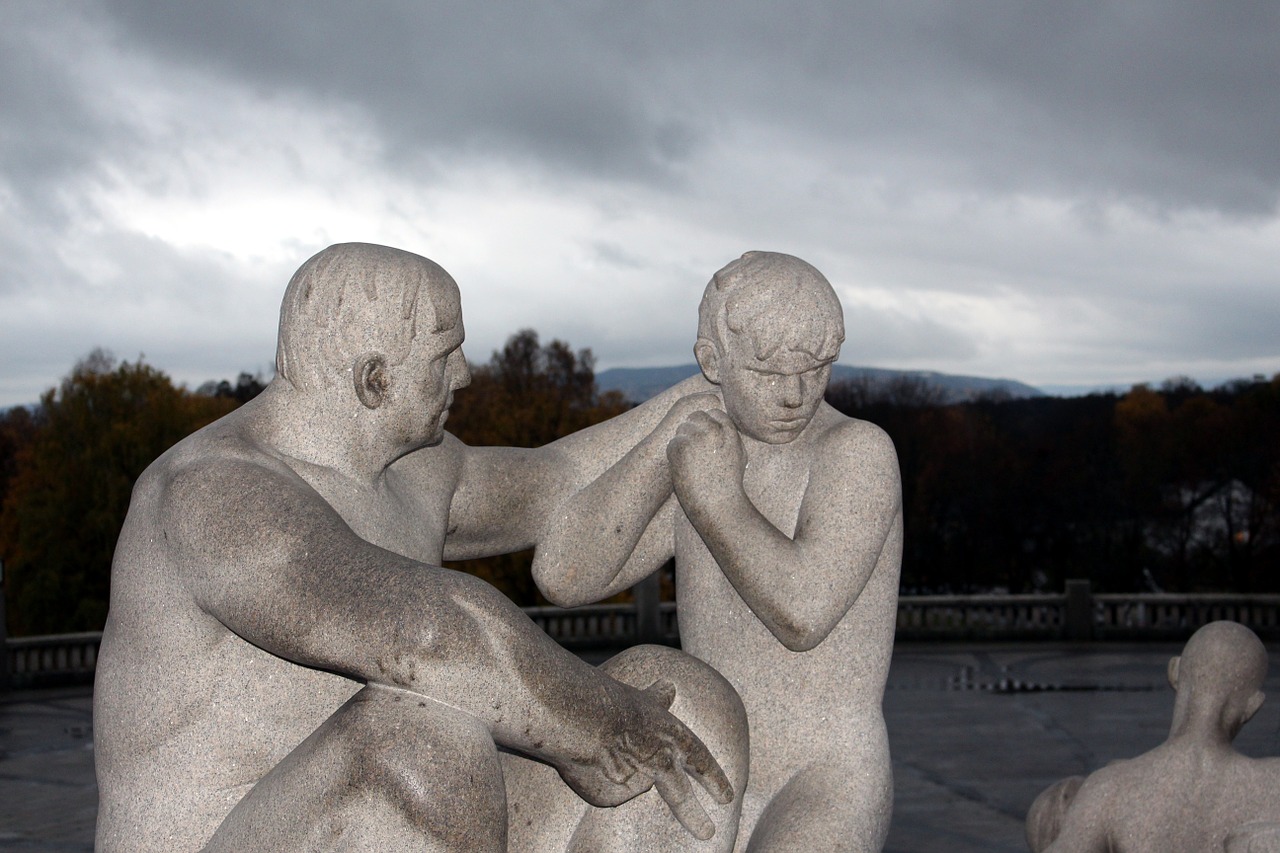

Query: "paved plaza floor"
(5, 641), (1280, 852)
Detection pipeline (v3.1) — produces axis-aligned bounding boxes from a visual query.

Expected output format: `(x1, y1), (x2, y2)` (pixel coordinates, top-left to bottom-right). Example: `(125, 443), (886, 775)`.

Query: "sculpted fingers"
(645, 678), (733, 804)
(673, 729), (734, 806)
(652, 754), (717, 841)
(702, 408), (734, 429)
(674, 391), (723, 417)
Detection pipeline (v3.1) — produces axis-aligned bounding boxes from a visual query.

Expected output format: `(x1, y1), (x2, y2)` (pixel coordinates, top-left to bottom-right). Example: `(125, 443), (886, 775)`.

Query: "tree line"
(825, 374), (1280, 596)
(0, 333), (626, 634)
(2, 338), (1277, 636)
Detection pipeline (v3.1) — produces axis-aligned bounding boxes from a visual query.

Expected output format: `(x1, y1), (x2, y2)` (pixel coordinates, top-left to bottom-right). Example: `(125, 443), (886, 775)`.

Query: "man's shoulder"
(146, 421), (305, 519)
(1073, 756), (1149, 805)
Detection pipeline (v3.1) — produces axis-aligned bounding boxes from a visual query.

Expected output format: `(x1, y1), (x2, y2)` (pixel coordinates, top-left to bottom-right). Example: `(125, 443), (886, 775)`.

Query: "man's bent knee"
(338, 686), (507, 847)
(207, 686), (506, 853)
(565, 646), (748, 852)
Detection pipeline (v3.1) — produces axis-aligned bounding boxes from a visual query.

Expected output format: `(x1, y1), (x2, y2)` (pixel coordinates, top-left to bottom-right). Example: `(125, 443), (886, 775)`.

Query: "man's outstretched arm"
(442, 376), (717, 586)
(530, 392), (721, 605)
(162, 457), (733, 839)
(668, 410), (902, 651)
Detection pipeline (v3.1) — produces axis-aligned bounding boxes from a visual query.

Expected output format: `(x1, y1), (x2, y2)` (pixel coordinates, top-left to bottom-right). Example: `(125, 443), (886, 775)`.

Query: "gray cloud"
(95, 1), (1280, 215)
(1, 2), (1278, 406)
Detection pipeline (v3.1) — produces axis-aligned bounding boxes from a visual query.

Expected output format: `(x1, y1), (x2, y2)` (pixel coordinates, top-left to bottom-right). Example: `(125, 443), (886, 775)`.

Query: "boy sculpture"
(534, 252), (904, 851)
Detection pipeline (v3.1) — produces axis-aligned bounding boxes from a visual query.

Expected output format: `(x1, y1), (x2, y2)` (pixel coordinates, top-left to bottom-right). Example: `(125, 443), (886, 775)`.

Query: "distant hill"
(596, 364), (1044, 404)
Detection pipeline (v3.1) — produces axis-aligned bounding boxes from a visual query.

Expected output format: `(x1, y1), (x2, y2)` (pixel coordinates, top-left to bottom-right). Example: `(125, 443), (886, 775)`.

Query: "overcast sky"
(2, 1), (1278, 406)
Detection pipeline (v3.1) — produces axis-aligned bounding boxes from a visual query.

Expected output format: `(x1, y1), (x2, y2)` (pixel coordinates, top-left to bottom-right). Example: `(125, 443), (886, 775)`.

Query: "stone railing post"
(1065, 578), (1094, 641)
(634, 572), (662, 645)
(0, 558), (8, 691)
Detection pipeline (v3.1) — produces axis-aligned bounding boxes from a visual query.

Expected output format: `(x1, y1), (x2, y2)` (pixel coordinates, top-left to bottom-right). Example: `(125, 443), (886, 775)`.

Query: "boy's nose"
(780, 374), (803, 407)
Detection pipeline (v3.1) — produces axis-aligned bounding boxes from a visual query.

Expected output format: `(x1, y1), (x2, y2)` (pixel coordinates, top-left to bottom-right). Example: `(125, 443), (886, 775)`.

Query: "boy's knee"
(602, 645), (749, 789)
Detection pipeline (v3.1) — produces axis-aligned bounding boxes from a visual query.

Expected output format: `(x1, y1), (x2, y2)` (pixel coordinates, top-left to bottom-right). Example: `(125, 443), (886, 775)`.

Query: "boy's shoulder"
(809, 405), (897, 460)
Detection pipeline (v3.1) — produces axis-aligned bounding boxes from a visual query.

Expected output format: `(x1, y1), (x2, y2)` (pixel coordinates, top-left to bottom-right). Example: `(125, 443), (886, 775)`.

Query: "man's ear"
(1167, 656), (1180, 690)
(353, 353), (389, 410)
(694, 339), (721, 385)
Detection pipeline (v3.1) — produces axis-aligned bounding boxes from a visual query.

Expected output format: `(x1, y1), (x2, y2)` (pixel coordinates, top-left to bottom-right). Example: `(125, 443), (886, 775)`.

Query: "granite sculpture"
(533, 251), (904, 851)
(93, 243), (745, 852)
(1028, 621), (1280, 852)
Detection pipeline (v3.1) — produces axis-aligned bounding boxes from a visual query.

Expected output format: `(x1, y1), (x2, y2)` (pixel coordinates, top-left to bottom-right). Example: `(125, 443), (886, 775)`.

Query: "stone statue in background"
(93, 243), (744, 852)
(534, 252), (904, 851)
(1028, 621), (1280, 853)
(1025, 775), (1084, 852)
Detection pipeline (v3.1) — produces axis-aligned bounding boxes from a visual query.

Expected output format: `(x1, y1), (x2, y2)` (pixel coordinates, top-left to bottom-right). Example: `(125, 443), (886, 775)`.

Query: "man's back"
(95, 408), (364, 850)
(1050, 748), (1280, 853)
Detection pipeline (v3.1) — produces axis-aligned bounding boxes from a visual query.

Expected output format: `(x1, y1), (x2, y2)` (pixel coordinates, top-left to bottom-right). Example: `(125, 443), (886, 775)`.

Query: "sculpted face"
(711, 334), (832, 445)
(695, 252), (844, 445)
(387, 308), (470, 448)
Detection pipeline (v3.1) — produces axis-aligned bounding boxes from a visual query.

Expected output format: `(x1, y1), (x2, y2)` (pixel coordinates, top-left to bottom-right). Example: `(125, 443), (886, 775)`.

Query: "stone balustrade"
(7, 588), (1280, 689)
(4, 632), (101, 687)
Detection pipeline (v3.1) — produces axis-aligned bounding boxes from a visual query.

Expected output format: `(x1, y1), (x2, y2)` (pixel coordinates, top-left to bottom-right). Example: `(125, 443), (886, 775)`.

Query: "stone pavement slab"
(882, 642), (1280, 852)
(5, 642), (1280, 852)
(0, 688), (96, 852)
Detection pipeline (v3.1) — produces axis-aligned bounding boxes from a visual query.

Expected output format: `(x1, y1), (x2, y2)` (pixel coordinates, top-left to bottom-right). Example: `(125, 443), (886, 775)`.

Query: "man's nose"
(452, 350), (472, 390)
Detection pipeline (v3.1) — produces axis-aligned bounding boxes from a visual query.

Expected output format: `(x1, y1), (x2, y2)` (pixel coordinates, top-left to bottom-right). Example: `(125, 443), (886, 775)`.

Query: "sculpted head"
(275, 243), (469, 444)
(695, 251), (844, 443)
(1168, 621), (1268, 739)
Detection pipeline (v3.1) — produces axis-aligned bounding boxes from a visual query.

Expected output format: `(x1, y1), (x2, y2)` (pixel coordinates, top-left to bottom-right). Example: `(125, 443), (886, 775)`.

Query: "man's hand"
(666, 409), (746, 514)
(555, 679), (734, 841)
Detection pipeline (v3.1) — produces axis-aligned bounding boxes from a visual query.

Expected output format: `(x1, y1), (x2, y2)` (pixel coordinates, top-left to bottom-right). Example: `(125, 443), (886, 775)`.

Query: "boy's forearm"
(680, 491), (889, 651)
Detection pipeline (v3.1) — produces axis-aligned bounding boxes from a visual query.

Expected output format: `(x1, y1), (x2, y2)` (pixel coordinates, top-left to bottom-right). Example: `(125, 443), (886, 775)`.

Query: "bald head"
(1169, 621), (1269, 739)
(1176, 621), (1268, 696)
(276, 243), (461, 392)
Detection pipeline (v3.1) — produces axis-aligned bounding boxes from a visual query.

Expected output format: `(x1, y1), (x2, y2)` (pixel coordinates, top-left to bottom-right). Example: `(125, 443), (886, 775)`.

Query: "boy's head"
(695, 252), (845, 444)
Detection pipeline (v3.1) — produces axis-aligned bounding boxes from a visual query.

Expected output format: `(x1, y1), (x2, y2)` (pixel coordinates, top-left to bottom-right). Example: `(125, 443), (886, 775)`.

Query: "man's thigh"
(745, 761), (893, 853)
(204, 685), (506, 853)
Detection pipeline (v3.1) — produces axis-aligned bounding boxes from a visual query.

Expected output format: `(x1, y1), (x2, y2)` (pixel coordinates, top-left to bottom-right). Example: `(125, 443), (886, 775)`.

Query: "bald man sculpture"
(93, 243), (744, 852)
(533, 252), (904, 851)
(1029, 621), (1280, 853)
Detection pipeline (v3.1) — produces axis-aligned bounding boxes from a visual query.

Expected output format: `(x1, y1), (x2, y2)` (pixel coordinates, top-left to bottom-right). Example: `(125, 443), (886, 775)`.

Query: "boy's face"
(715, 332), (832, 445)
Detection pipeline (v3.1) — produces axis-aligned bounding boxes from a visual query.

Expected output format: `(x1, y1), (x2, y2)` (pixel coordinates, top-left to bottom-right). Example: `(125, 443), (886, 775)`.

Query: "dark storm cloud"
(2, 2), (1277, 406)
(98, 0), (705, 184)
(99, 1), (1280, 214)
(0, 7), (130, 225)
